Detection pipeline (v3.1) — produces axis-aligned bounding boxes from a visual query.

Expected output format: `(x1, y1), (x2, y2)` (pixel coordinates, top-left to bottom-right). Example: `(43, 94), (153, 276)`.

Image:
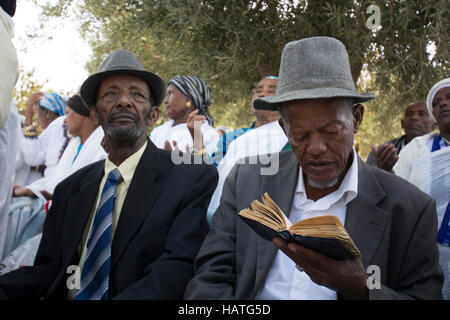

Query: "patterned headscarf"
(38, 92), (67, 117)
(168, 75), (214, 126)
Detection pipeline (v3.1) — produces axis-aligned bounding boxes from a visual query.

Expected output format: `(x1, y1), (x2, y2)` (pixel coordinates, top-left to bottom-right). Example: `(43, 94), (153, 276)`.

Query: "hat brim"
(80, 68), (166, 108)
(254, 87), (376, 111)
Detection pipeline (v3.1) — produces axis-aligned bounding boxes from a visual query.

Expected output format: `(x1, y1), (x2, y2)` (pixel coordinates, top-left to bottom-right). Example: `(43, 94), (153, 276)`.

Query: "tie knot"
(107, 168), (122, 184)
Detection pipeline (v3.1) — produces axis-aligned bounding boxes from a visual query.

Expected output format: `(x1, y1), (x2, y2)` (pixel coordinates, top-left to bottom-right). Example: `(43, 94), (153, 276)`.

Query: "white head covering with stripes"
(168, 75), (214, 126)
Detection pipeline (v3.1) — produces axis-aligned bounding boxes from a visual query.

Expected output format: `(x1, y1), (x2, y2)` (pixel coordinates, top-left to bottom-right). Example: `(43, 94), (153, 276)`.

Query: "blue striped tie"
(75, 168), (122, 300)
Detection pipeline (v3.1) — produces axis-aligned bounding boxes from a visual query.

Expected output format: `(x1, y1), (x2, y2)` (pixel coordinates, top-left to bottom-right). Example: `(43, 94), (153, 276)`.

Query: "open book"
(238, 193), (361, 260)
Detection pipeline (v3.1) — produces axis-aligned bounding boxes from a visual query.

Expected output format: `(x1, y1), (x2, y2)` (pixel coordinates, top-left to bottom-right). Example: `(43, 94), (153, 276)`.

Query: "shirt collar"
(295, 148), (359, 205)
(104, 141), (148, 188)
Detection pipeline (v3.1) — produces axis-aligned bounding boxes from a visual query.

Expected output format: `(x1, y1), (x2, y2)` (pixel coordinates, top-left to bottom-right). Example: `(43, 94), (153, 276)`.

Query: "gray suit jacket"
(185, 150), (443, 300)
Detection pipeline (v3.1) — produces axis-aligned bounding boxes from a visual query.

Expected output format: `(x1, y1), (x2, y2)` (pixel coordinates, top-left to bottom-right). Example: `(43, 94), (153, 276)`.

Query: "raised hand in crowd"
(186, 109), (206, 152)
(370, 143), (399, 172)
(24, 92), (44, 126)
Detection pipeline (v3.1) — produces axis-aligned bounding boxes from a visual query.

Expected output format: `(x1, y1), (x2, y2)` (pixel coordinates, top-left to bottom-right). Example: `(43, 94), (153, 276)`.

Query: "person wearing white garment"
(0, 1), (18, 131)
(206, 119), (288, 224)
(13, 94), (106, 201)
(393, 77), (450, 299)
(150, 75), (219, 155)
(190, 76), (280, 167)
(185, 37), (443, 300)
(0, 103), (20, 261)
(2, 94), (107, 265)
(19, 92), (69, 184)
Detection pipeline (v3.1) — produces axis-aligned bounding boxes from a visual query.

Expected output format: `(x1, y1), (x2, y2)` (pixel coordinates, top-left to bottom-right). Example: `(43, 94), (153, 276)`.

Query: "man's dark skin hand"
(13, 184), (53, 201)
(370, 143), (399, 172)
(273, 236), (369, 300)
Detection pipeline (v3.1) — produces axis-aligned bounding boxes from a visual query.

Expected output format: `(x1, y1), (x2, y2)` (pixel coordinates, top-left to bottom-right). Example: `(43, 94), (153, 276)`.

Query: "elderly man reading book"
(184, 37), (443, 300)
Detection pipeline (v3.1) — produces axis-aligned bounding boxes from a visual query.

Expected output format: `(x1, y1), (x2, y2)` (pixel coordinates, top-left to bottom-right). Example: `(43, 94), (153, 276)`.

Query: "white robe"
(27, 126), (106, 200)
(393, 132), (450, 299)
(206, 120), (288, 224)
(0, 103), (20, 259)
(0, 8), (18, 130)
(20, 115), (68, 180)
(150, 119), (219, 155)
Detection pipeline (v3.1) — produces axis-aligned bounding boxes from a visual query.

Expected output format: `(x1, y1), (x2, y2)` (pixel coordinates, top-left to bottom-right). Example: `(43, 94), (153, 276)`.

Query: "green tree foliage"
(42, 0), (448, 158)
(14, 68), (46, 114)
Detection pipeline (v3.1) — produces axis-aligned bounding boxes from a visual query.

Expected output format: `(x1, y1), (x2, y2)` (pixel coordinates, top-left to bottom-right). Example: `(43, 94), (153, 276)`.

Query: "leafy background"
(20, 0), (449, 159)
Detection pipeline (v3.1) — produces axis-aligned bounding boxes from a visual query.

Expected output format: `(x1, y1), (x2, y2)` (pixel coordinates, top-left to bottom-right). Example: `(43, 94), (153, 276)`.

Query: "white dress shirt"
(256, 149), (358, 300)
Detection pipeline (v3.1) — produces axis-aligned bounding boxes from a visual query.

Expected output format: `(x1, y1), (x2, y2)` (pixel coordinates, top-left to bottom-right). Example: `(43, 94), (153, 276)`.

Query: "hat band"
(278, 77), (356, 94)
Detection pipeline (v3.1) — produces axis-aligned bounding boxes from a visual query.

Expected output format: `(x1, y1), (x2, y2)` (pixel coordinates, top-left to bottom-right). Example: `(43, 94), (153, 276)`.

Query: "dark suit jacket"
(185, 150), (443, 300)
(0, 140), (218, 300)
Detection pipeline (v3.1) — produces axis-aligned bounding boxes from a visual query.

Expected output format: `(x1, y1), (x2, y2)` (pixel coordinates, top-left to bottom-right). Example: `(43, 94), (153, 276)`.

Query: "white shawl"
(0, 7), (18, 130)
(27, 126), (106, 200)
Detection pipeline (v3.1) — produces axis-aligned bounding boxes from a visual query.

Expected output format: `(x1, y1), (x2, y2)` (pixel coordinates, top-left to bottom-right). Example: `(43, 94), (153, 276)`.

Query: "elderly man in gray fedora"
(185, 37), (443, 300)
(0, 49), (218, 300)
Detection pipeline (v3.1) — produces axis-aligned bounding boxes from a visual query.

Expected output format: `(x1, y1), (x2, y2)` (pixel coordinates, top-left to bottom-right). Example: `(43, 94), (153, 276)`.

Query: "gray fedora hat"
(80, 49), (166, 108)
(254, 37), (376, 111)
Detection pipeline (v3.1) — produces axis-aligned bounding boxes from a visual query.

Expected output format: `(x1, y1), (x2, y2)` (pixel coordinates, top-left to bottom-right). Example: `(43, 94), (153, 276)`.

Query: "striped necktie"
(75, 168), (122, 300)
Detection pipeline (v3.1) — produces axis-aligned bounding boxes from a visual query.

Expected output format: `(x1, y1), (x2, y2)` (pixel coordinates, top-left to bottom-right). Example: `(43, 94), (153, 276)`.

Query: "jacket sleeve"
(184, 164), (241, 300)
(369, 198), (444, 300)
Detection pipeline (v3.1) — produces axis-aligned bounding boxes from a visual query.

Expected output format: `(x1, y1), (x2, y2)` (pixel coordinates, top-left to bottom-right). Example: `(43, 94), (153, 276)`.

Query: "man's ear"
(353, 104), (364, 134)
(278, 117), (288, 136)
(401, 118), (406, 131)
(147, 107), (160, 127)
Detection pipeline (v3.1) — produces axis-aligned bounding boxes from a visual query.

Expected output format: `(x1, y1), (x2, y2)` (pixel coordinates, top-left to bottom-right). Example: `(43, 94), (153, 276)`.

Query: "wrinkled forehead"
(405, 102), (427, 113)
(433, 86), (450, 102)
(280, 97), (354, 126)
(98, 74), (151, 94)
(255, 78), (278, 90)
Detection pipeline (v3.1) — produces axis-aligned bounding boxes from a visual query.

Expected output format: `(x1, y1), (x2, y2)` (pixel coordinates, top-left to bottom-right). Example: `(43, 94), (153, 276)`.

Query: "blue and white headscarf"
(38, 92), (67, 117)
(168, 75), (214, 126)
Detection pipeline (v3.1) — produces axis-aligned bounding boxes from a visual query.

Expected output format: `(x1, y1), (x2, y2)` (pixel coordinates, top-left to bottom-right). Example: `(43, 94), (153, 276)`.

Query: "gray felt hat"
(80, 49), (166, 108)
(254, 37), (376, 111)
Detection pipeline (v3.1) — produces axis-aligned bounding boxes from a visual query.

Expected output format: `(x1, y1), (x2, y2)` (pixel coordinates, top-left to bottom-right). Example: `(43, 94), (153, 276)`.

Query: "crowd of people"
(0, 1), (448, 300)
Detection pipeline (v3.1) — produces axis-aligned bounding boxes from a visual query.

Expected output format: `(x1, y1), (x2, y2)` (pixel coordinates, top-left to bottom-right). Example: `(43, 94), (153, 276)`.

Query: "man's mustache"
(107, 111), (139, 124)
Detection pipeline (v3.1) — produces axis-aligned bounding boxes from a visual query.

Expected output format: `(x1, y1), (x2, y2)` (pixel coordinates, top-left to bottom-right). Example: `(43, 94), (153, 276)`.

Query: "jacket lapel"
(62, 162), (104, 266)
(110, 141), (162, 271)
(345, 158), (390, 268)
(253, 151), (299, 296)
